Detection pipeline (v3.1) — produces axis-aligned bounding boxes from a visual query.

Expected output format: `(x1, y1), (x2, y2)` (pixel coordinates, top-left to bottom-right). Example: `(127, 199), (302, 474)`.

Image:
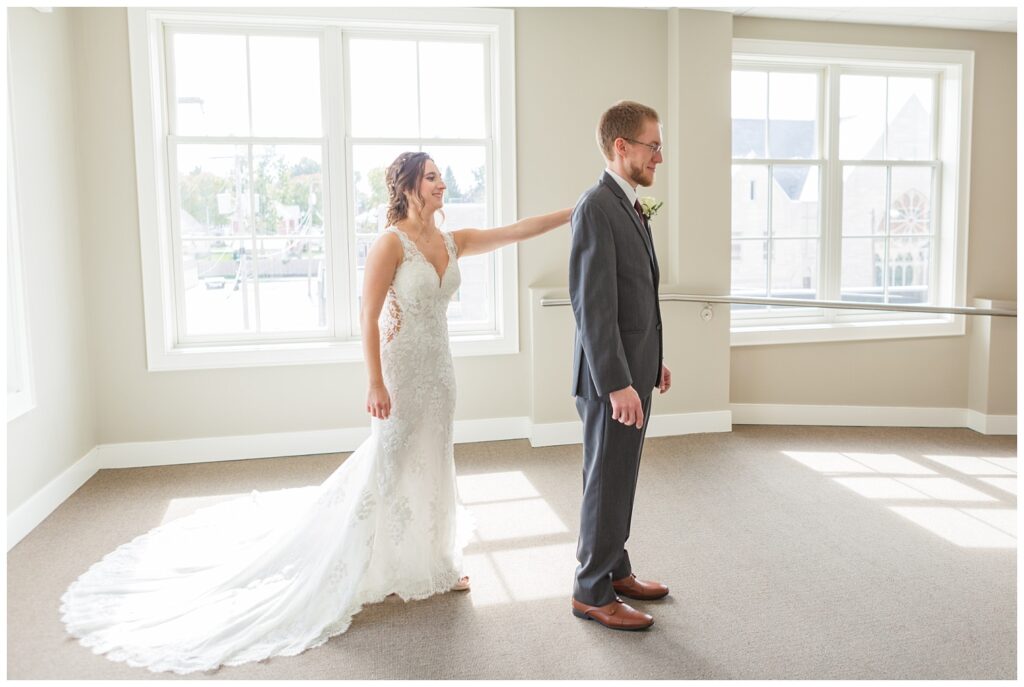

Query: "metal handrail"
(539, 294), (1017, 317)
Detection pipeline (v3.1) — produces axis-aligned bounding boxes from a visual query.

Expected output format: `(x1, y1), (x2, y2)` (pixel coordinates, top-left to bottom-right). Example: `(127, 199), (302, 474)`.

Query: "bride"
(60, 151), (572, 674)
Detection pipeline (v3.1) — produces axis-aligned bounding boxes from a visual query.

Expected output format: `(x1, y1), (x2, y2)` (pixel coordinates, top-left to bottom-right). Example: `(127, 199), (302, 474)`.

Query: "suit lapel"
(639, 213), (660, 285)
(600, 173), (656, 267)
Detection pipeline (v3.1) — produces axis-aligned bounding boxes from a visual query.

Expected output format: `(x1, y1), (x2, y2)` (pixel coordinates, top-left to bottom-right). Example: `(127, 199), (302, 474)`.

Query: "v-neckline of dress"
(395, 228), (450, 287)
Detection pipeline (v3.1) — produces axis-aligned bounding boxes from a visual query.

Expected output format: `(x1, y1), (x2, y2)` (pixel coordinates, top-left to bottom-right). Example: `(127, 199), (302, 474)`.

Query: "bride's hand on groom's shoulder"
(367, 383), (392, 419)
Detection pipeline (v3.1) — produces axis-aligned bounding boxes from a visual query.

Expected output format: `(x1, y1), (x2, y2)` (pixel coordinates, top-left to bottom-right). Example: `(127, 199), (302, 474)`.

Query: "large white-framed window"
(7, 97), (36, 421)
(128, 8), (516, 370)
(730, 39), (973, 346)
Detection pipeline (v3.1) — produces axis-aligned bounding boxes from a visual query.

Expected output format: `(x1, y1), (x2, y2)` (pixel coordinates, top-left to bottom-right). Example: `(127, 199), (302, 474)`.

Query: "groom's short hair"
(597, 101), (660, 161)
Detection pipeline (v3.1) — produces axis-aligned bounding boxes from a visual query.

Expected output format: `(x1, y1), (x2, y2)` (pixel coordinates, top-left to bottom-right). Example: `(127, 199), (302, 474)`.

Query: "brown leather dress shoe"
(612, 573), (669, 600)
(571, 596), (654, 631)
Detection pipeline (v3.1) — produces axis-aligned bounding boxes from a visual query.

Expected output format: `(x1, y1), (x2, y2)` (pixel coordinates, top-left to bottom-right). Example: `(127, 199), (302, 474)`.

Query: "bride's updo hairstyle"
(385, 151), (432, 227)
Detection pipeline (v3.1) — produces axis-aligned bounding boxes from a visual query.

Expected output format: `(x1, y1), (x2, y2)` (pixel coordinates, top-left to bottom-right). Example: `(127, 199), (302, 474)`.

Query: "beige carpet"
(7, 425), (1017, 679)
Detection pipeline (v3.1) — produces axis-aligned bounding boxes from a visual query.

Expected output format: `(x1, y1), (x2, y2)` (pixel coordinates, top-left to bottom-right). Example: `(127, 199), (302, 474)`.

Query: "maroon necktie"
(633, 199), (644, 222)
(633, 200), (651, 236)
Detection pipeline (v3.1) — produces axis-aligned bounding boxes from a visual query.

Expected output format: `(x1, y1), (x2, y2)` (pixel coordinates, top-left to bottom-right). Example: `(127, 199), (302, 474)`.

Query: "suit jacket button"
(656, 323), (662, 331)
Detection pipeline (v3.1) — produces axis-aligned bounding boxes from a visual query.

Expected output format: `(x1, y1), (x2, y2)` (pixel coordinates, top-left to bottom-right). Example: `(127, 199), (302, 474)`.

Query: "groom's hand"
(658, 364), (672, 394)
(609, 385), (644, 429)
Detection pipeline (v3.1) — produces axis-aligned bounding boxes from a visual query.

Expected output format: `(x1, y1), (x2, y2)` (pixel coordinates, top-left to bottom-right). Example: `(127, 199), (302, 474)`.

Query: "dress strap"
(441, 230), (457, 258)
(384, 226), (412, 247)
(385, 227), (418, 263)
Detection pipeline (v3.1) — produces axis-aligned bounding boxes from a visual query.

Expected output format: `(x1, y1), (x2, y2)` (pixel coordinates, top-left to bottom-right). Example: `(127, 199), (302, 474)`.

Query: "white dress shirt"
(604, 167), (638, 208)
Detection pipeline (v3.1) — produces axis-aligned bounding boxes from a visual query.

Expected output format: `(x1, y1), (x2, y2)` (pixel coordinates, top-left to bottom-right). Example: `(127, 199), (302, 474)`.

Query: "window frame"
(730, 39), (973, 347)
(341, 29), (499, 338)
(128, 8), (517, 371)
(164, 25), (334, 346)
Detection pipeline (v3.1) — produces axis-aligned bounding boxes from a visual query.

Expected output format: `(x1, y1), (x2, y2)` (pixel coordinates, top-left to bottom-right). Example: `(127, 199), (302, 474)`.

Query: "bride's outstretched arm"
(452, 207), (572, 258)
(360, 232), (402, 419)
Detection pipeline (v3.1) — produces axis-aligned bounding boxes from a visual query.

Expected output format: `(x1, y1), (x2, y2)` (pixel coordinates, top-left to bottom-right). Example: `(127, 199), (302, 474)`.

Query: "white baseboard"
(731, 403), (965, 427)
(528, 410), (733, 447)
(527, 420), (580, 447)
(8, 447), (100, 551)
(648, 410), (733, 437)
(454, 416), (531, 444)
(731, 403), (1018, 435)
(96, 417), (534, 470)
(96, 426), (374, 470)
(965, 410), (1018, 435)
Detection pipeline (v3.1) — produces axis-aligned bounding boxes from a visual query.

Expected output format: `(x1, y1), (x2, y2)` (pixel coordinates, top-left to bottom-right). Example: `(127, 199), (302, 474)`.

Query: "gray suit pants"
(573, 393), (653, 606)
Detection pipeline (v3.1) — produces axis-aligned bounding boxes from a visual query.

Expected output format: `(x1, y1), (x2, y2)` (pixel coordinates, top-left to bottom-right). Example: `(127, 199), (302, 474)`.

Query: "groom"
(568, 101), (672, 631)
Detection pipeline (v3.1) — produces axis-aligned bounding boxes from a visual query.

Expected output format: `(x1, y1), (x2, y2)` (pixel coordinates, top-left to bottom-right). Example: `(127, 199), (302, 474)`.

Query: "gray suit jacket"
(569, 172), (663, 400)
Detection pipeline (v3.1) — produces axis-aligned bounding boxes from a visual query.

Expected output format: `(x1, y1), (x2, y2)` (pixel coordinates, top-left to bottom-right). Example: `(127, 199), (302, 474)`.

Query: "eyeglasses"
(624, 138), (663, 155)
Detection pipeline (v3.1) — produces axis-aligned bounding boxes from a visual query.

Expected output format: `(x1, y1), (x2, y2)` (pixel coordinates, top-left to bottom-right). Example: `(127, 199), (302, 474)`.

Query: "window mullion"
(163, 25), (178, 139)
(163, 26), (191, 344)
(415, 40), (422, 138)
(883, 164), (892, 304)
(327, 28), (351, 339)
(166, 142), (191, 344)
(931, 160), (942, 306)
(882, 76), (889, 159)
(765, 162), (773, 302)
(823, 64), (842, 319)
(346, 137), (490, 147)
(929, 72), (942, 309)
(169, 135), (327, 145)
(240, 36), (260, 333)
(245, 144), (259, 332)
(763, 71), (771, 168)
(482, 35), (498, 334)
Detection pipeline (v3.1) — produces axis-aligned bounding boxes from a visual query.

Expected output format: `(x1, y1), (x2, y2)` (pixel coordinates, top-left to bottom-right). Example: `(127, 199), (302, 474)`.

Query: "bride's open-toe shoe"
(452, 575), (471, 592)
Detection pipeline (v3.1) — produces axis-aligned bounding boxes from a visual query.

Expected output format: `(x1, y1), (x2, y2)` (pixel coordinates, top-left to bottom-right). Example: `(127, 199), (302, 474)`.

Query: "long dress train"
(60, 228), (469, 674)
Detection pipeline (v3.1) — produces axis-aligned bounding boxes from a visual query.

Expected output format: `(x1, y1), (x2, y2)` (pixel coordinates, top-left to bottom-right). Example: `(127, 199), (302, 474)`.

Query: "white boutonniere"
(639, 196), (663, 220)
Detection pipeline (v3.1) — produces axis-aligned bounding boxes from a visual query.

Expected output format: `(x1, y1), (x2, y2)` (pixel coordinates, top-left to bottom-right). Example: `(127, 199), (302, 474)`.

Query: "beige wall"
(8, 9), (97, 512)
(730, 17), (1017, 410)
(7, 8), (1016, 511)
(968, 300), (1017, 416)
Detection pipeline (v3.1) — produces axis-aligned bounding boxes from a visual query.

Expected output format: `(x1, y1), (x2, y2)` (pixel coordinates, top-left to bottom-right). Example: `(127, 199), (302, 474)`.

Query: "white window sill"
(146, 334), (519, 371)
(730, 315), (965, 347)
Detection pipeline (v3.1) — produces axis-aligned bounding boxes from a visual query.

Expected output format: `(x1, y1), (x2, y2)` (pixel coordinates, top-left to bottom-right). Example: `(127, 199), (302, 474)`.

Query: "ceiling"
(712, 7), (1017, 33)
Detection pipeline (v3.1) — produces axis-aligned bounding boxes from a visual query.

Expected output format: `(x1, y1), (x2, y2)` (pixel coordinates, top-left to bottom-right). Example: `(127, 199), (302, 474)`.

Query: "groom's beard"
(627, 161), (654, 187)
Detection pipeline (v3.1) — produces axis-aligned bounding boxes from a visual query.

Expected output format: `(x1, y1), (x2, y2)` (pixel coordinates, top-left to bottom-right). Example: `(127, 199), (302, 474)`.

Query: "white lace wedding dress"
(61, 228), (470, 674)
